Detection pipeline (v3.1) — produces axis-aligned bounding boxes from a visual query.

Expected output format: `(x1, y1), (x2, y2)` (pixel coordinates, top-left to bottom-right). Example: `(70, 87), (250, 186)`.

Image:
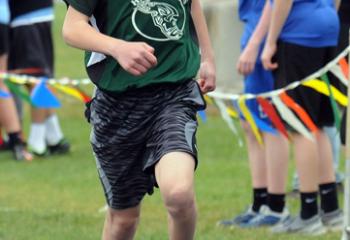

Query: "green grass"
(0, 3), (343, 240)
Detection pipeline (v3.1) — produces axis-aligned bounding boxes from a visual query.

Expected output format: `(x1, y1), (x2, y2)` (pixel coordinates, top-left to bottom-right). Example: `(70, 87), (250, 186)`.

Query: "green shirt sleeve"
(63, 0), (97, 17)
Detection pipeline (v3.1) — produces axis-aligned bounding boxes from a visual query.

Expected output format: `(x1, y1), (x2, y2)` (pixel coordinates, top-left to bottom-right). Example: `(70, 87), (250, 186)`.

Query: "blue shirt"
(275, 0), (339, 47)
(0, 0), (10, 24)
(239, 0), (266, 49)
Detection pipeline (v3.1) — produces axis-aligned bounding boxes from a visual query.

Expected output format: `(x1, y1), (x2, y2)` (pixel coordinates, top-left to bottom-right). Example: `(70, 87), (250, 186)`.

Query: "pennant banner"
(238, 96), (263, 145)
(272, 96), (314, 141)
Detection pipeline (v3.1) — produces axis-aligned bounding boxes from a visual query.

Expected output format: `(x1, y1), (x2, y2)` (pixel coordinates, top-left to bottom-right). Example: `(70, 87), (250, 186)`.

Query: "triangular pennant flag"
(330, 65), (348, 86)
(204, 95), (214, 106)
(251, 111), (278, 135)
(0, 89), (11, 98)
(31, 78), (61, 108)
(279, 92), (318, 133)
(238, 96), (263, 145)
(257, 97), (289, 139)
(52, 84), (86, 103)
(339, 58), (349, 79)
(5, 80), (32, 104)
(197, 110), (207, 122)
(320, 74), (341, 130)
(272, 96), (314, 140)
(74, 86), (92, 103)
(302, 79), (348, 107)
(215, 98), (243, 147)
(227, 106), (239, 119)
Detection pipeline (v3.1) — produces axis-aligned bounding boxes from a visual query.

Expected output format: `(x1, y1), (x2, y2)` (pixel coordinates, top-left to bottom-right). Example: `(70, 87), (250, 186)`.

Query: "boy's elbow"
(62, 23), (75, 46)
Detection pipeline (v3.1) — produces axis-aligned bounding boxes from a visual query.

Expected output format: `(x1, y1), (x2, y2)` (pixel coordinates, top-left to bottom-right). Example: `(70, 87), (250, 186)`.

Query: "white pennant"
(214, 99), (243, 147)
(330, 65), (348, 87)
(271, 96), (314, 141)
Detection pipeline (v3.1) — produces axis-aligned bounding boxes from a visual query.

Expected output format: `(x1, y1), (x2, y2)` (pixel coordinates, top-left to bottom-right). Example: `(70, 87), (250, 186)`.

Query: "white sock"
(45, 114), (64, 146)
(28, 123), (46, 154)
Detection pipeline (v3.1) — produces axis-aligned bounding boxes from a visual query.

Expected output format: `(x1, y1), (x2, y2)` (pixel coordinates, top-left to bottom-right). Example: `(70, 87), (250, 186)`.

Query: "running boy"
(62, 0), (215, 239)
(262, 0), (342, 234)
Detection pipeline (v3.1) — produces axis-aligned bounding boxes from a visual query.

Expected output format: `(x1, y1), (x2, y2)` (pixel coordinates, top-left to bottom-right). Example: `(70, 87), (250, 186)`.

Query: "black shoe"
(48, 139), (70, 155)
(0, 140), (10, 152)
(12, 143), (33, 161)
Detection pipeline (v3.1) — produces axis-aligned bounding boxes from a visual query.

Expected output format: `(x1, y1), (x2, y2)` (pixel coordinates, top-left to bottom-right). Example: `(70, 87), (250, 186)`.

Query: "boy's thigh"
(89, 90), (155, 210)
(155, 152), (196, 192)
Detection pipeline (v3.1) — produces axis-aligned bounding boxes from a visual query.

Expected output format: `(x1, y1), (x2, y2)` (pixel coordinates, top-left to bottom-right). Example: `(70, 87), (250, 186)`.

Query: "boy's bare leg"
(264, 133), (288, 194)
(241, 121), (267, 189)
(102, 205), (140, 240)
(317, 130), (336, 184)
(155, 152), (197, 240)
(293, 133), (318, 192)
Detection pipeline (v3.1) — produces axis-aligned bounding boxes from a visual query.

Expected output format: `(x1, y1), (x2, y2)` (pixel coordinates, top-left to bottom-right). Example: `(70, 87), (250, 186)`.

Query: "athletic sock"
(319, 182), (339, 213)
(28, 123), (46, 154)
(45, 114), (64, 146)
(268, 193), (285, 213)
(252, 188), (268, 212)
(300, 192), (318, 220)
(8, 131), (22, 147)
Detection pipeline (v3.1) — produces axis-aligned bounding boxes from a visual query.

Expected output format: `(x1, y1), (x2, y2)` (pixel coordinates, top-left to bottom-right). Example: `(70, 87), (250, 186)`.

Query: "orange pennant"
(279, 92), (318, 133)
(339, 58), (349, 80)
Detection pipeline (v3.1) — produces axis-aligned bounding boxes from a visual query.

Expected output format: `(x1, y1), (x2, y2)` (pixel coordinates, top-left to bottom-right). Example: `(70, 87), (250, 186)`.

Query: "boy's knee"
(163, 187), (195, 217)
(108, 209), (140, 234)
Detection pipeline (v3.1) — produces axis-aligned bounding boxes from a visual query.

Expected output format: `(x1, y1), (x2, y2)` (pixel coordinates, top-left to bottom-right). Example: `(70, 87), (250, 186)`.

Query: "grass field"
(0, 3), (344, 240)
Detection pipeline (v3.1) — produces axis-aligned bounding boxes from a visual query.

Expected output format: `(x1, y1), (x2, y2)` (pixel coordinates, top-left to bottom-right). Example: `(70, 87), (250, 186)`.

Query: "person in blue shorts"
(262, 0), (343, 235)
(218, 0), (289, 228)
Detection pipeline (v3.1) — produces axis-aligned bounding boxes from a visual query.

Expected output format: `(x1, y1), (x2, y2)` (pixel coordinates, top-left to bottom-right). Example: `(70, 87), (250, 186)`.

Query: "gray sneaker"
(270, 214), (327, 236)
(321, 209), (343, 231)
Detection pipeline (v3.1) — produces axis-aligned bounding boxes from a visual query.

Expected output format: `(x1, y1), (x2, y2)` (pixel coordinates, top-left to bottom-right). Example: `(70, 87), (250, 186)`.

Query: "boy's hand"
(261, 42), (278, 70)
(198, 60), (216, 94)
(237, 43), (259, 76)
(110, 41), (158, 76)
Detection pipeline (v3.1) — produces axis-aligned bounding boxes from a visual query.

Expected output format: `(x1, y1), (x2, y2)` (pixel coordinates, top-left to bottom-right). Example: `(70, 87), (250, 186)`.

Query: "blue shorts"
(242, 62), (274, 123)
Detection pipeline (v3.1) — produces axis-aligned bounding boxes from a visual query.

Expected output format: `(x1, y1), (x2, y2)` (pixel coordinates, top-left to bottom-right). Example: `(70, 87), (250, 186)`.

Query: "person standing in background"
(0, 0), (32, 161)
(218, 0), (289, 228)
(8, 0), (70, 156)
(262, 0), (343, 234)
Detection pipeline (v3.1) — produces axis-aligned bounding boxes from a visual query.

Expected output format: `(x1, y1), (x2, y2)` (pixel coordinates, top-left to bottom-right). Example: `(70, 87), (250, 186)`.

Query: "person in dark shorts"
(8, 0), (70, 156)
(0, 0), (32, 161)
(62, 0), (216, 239)
(261, 0), (342, 235)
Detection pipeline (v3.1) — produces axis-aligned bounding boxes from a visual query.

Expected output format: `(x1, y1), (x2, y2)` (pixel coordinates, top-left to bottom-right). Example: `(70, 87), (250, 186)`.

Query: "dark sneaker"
(217, 205), (259, 228)
(12, 143), (33, 161)
(0, 140), (10, 151)
(48, 139), (70, 155)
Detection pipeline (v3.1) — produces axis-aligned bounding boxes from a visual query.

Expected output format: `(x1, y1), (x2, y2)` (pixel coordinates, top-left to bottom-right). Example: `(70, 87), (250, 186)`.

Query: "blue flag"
(31, 78), (61, 108)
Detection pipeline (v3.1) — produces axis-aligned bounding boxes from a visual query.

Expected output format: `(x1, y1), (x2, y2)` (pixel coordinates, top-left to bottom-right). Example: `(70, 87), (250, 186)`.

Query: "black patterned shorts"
(87, 80), (206, 210)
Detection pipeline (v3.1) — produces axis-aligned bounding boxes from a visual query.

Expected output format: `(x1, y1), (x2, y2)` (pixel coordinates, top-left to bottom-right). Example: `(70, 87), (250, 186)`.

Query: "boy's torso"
(67, 0), (200, 93)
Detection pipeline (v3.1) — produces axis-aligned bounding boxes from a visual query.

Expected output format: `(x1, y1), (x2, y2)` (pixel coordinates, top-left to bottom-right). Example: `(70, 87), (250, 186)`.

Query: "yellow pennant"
(52, 84), (85, 102)
(227, 106), (239, 118)
(204, 95), (214, 105)
(238, 96), (263, 145)
(302, 79), (348, 107)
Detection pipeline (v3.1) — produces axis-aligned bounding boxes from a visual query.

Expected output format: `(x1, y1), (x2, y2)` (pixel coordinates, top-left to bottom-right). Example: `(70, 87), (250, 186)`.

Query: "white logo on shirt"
(131, 0), (187, 41)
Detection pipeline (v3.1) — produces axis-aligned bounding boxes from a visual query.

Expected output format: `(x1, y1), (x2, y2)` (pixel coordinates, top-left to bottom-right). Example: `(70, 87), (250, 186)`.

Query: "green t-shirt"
(64, 0), (200, 93)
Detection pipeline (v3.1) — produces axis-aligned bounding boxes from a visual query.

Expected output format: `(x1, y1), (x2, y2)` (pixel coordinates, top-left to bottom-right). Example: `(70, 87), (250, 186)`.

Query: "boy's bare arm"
(62, 6), (157, 76)
(237, 0), (271, 75)
(261, 0), (293, 70)
(191, 0), (216, 93)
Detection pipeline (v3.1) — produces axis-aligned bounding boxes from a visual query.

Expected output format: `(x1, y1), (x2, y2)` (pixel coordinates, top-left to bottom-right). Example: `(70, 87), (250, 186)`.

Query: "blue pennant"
(31, 78), (61, 108)
(0, 89), (11, 98)
(197, 110), (207, 122)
